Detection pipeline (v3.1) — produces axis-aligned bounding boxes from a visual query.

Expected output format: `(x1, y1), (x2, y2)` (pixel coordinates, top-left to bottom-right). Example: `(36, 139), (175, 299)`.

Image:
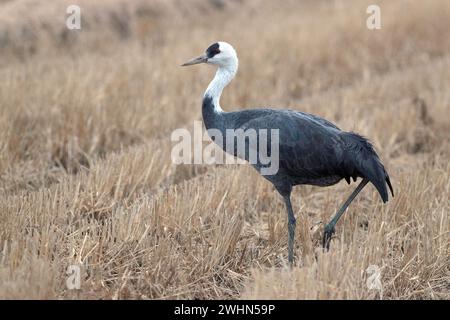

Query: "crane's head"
(181, 41), (238, 69)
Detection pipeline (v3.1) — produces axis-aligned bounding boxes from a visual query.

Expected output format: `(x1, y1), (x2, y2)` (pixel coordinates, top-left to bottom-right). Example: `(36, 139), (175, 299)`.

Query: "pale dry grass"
(0, 0), (448, 299)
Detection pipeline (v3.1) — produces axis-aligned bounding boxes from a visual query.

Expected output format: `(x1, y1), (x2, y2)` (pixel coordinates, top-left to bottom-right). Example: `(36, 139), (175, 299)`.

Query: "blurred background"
(0, 0), (448, 299)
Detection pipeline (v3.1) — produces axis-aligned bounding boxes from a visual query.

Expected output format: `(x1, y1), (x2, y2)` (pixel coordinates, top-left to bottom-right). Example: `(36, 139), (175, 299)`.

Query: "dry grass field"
(0, 0), (449, 299)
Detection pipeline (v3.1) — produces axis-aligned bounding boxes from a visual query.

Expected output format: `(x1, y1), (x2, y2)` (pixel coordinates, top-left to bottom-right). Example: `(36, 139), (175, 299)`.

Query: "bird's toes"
(322, 225), (335, 250)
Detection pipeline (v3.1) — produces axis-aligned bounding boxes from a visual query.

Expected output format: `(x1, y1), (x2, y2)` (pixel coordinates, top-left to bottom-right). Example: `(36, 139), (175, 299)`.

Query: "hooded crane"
(182, 42), (393, 263)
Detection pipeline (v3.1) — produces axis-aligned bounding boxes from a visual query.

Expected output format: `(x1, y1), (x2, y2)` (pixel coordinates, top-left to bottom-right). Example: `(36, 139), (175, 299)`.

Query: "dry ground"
(0, 0), (449, 299)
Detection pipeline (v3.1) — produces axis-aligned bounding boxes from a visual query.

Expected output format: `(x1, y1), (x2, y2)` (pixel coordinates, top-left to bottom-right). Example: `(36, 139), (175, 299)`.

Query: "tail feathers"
(363, 155), (392, 203)
(342, 133), (394, 203)
(385, 170), (394, 198)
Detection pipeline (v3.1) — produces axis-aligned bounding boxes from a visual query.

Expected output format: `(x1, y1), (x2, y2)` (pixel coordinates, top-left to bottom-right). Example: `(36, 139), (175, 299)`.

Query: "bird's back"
(222, 108), (393, 201)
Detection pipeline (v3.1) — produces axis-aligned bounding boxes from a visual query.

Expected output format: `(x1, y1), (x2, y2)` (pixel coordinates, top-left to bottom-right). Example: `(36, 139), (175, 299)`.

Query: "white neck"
(204, 61), (238, 113)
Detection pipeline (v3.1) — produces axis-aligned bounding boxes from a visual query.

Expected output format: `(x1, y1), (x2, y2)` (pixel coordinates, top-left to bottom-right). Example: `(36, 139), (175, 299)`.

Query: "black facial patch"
(206, 43), (221, 58)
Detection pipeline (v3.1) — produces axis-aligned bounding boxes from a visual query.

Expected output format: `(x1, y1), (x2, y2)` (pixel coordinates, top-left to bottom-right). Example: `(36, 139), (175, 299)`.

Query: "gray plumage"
(203, 96), (393, 201)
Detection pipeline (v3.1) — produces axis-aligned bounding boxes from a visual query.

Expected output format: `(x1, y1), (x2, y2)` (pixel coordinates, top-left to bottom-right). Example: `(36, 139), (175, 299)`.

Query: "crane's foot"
(322, 224), (335, 251)
(287, 240), (295, 266)
(288, 253), (294, 265)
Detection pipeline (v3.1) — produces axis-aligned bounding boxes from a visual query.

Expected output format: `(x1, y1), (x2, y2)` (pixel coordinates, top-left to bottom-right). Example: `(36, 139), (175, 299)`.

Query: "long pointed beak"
(181, 54), (208, 66)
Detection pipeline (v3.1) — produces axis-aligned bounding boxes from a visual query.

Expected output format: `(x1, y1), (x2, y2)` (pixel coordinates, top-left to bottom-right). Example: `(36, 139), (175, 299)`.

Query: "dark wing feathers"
(340, 132), (394, 202)
(236, 109), (344, 179)
(226, 108), (393, 202)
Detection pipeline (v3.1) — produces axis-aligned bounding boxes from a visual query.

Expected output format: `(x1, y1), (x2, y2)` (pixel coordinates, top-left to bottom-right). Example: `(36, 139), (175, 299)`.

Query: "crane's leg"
(323, 178), (369, 250)
(283, 195), (296, 264)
